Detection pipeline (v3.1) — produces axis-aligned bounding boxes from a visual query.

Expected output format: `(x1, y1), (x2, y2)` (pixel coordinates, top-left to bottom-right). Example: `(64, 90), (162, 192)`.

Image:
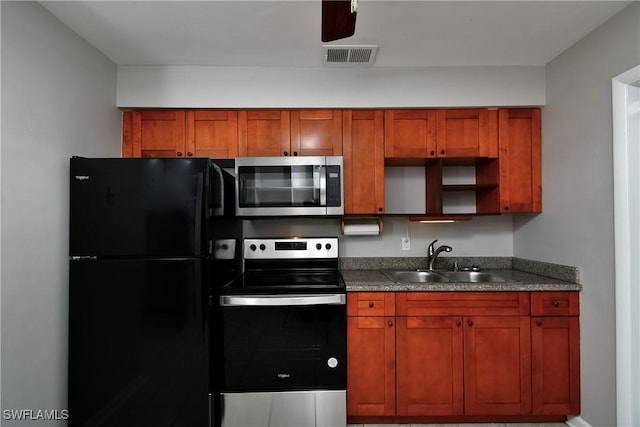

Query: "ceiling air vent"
(323, 45), (378, 65)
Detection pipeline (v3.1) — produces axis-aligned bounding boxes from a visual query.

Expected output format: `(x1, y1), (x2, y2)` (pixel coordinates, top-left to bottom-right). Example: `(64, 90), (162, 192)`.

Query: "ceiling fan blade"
(322, 0), (357, 42)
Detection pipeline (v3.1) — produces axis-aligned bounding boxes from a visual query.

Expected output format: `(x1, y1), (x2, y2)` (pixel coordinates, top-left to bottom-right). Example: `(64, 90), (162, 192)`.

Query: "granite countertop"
(339, 257), (582, 292)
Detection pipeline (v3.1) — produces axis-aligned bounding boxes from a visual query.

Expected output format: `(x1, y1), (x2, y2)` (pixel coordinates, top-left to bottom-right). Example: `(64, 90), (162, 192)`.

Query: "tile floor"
(347, 424), (568, 427)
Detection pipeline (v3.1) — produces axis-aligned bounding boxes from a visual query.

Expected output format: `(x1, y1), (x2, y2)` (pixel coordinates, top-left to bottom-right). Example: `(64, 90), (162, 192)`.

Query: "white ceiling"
(40, 1), (631, 68)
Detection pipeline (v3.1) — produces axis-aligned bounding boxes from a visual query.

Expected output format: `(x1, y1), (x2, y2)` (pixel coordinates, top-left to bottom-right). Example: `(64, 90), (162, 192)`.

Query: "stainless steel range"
(217, 237), (346, 427)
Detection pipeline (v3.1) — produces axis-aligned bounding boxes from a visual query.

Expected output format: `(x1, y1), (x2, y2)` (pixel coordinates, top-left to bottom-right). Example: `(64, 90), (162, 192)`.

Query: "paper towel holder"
(340, 216), (384, 235)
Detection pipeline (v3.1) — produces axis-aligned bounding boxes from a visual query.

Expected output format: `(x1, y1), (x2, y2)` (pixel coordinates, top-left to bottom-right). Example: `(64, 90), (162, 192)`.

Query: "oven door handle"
(220, 294), (346, 306)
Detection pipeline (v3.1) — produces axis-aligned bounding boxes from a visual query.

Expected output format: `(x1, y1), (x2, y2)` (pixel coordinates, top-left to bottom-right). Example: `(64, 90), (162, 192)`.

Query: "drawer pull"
(455, 320), (461, 327)
(369, 302), (374, 308)
(388, 321), (393, 327)
(468, 320), (473, 327)
(536, 321), (542, 327)
(553, 301), (560, 307)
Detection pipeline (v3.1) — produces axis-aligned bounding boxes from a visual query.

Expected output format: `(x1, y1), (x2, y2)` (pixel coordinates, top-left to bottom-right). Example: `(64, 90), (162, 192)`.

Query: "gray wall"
(513, 3), (640, 426)
(1, 2), (120, 425)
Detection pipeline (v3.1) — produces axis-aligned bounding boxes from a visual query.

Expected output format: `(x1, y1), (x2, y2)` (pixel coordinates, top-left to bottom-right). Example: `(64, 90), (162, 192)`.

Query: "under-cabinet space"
(384, 160), (499, 215)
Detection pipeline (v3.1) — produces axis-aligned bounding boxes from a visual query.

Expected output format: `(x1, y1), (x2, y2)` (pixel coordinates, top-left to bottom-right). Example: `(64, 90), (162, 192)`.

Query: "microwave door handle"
(319, 165), (327, 206)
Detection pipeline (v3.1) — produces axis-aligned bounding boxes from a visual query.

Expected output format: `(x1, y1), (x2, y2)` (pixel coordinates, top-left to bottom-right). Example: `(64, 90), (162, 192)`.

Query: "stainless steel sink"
(381, 269), (510, 283)
(437, 271), (507, 283)
(381, 270), (450, 283)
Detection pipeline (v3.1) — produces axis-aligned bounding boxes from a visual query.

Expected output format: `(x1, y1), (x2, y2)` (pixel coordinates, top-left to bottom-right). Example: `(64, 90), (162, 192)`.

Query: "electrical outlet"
(401, 237), (411, 251)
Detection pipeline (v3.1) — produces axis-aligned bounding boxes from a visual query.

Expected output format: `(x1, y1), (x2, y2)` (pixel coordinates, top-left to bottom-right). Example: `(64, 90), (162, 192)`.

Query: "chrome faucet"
(427, 239), (453, 270)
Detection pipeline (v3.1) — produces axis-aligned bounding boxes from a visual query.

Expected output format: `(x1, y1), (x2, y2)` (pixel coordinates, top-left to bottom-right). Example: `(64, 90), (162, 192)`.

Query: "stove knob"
(259, 244), (266, 251)
(325, 243), (332, 250)
(316, 243), (322, 250)
(250, 244), (257, 251)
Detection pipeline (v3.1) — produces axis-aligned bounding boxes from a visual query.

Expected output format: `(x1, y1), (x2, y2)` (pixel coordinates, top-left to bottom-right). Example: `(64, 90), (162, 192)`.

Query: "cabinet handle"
(553, 301), (560, 307)
(504, 206), (510, 211)
(455, 320), (461, 327)
(293, 151), (298, 156)
(430, 150), (435, 156)
(467, 320), (473, 327)
(187, 152), (193, 157)
(440, 149), (446, 155)
(284, 151), (289, 156)
(369, 302), (374, 308)
(378, 207), (384, 212)
(536, 321), (542, 327)
(177, 152), (183, 157)
(388, 321), (393, 327)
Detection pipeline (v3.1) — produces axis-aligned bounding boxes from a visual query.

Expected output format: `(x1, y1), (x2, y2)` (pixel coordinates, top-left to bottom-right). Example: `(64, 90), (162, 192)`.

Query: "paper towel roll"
(342, 223), (380, 236)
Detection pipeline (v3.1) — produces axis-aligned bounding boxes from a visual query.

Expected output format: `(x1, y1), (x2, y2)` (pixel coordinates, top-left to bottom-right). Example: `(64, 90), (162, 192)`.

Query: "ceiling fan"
(322, 0), (358, 42)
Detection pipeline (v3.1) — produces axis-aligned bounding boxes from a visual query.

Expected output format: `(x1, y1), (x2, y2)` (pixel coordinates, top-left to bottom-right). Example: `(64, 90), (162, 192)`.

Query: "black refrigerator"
(68, 157), (242, 427)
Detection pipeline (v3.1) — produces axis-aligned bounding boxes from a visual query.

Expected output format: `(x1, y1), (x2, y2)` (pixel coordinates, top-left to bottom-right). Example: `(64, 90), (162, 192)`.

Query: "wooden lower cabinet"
(531, 292), (581, 416)
(347, 291), (580, 423)
(464, 316), (532, 415)
(347, 316), (396, 416)
(396, 316), (463, 416)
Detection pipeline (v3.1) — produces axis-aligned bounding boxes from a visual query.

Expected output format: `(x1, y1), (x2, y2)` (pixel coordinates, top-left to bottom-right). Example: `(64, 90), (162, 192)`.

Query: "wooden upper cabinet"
(186, 111), (238, 158)
(499, 108), (542, 213)
(436, 109), (498, 158)
(385, 110), (437, 158)
(291, 110), (343, 156)
(238, 110), (290, 157)
(385, 109), (497, 159)
(123, 110), (186, 158)
(343, 110), (385, 215)
(238, 110), (342, 157)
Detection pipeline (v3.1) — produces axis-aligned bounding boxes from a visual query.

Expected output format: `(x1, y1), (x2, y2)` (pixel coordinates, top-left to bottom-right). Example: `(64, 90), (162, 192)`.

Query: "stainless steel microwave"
(235, 156), (344, 217)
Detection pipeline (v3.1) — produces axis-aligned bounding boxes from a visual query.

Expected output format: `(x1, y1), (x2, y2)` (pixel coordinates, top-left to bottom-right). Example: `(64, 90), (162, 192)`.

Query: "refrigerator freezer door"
(68, 258), (208, 427)
(70, 158), (210, 257)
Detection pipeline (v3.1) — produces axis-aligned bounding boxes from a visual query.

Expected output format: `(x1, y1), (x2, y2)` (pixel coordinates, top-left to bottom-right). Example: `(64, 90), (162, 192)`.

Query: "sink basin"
(382, 270), (450, 283)
(381, 269), (511, 283)
(437, 271), (507, 283)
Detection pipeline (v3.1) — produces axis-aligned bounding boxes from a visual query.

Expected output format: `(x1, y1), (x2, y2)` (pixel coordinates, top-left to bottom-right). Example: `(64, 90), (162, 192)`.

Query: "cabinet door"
(436, 109), (498, 158)
(531, 316), (580, 415)
(498, 108), (542, 213)
(396, 316), (463, 416)
(342, 110), (385, 214)
(347, 316), (396, 416)
(464, 316), (532, 415)
(238, 110), (290, 157)
(291, 110), (343, 156)
(126, 110), (186, 158)
(385, 110), (437, 158)
(186, 111), (238, 158)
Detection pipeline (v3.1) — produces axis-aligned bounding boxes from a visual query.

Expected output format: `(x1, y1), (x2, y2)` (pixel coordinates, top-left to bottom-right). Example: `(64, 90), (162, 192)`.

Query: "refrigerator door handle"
(211, 163), (225, 217)
(195, 172), (204, 256)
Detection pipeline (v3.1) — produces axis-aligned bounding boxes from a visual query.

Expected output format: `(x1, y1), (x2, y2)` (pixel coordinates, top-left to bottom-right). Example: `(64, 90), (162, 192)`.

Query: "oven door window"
(221, 304), (346, 392)
(238, 166), (321, 208)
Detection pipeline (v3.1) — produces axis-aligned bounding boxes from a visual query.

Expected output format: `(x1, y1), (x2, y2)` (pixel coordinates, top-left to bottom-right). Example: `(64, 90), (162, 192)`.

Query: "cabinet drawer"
(396, 292), (530, 316)
(347, 292), (395, 316)
(531, 292), (579, 316)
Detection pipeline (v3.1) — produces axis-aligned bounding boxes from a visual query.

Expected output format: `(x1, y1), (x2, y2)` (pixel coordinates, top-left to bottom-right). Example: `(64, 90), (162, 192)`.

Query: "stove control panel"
(244, 238), (338, 259)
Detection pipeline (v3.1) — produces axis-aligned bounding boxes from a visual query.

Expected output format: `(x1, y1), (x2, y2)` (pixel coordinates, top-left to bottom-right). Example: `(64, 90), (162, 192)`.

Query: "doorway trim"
(613, 64), (640, 427)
